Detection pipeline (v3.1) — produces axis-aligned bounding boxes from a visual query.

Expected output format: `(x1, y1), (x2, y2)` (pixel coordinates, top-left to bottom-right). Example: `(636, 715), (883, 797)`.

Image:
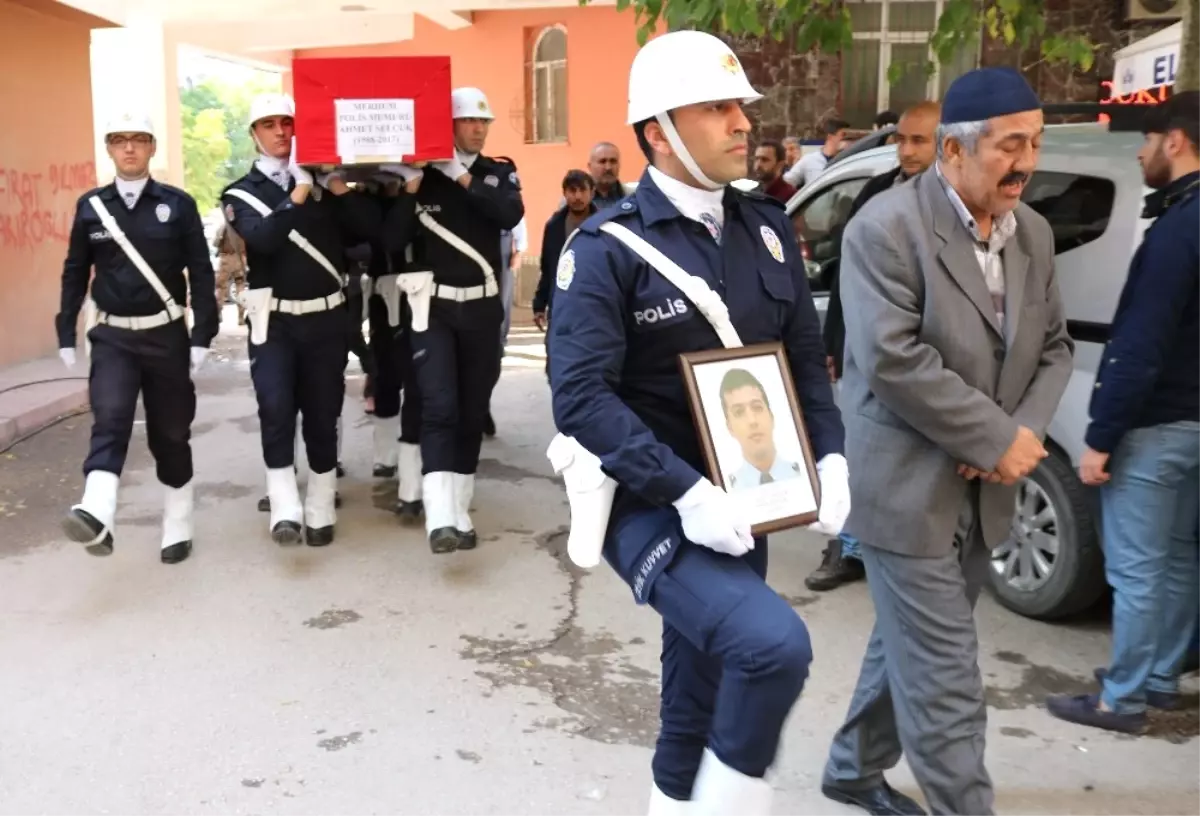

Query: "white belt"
(434, 280), (499, 302)
(270, 290), (347, 315)
(97, 310), (178, 331)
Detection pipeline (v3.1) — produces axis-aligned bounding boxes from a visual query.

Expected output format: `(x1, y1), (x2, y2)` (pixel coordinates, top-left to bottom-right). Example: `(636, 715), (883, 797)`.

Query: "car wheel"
(987, 447), (1106, 620)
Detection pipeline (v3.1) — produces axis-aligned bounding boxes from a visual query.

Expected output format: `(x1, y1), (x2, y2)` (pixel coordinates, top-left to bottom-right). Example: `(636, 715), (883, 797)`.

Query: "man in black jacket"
(1047, 91), (1200, 734)
(806, 100), (939, 592)
(533, 170), (597, 376)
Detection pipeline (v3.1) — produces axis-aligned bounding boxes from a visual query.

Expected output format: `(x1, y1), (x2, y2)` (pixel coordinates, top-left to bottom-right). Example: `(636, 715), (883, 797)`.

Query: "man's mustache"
(1000, 171), (1029, 186)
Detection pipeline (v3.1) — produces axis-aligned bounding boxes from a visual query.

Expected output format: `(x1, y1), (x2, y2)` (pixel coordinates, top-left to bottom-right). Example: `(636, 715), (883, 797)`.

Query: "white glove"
(431, 159), (469, 182)
(808, 454), (850, 536)
(315, 171), (343, 189)
(379, 163), (423, 183)
(288, 138), (313, 187)
(189, 346), (209, 374)
(59, 348), (77, 368)
(673, 478), (754, 557)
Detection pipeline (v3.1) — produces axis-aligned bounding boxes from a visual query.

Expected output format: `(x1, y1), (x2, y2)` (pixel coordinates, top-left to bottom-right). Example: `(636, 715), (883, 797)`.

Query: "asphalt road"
(0, 318), (1196, 815)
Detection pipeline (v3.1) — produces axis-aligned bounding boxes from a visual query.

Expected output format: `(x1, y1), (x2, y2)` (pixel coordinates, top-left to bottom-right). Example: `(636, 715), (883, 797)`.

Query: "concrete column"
(90, 17), (184, 187)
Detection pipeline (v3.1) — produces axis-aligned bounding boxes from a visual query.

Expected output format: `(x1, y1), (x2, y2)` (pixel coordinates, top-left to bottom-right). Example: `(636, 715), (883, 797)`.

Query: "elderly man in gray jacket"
(819, 67), (1074, 816)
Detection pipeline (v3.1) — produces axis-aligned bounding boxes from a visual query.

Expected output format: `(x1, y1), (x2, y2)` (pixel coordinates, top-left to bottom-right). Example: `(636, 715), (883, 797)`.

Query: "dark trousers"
(369, 296), (402, 419)
(84, 320), (195, 488)
(247, 307), (347, 474)
(647, 541), (812, 800)
(368, 295), (422, 442)
(412, 298), (501, 474)
(345, 287), (373, 378)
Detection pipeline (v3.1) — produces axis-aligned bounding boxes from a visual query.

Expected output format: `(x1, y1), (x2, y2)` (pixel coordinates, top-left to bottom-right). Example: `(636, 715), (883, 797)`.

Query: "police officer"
(221, 93), (380, 547)
(547, 32), (850, 814)
(55, 112), (218, 565)
(380, 87), (524, 554)
(361, 177), (426, 521)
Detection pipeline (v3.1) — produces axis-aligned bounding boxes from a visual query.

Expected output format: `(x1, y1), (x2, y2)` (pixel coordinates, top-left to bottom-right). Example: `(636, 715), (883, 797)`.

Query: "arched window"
(530, 25), (567, 143)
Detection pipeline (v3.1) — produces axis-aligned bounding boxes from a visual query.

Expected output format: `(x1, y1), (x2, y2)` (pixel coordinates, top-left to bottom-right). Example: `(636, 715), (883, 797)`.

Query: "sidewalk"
(0, 355), (89, 453)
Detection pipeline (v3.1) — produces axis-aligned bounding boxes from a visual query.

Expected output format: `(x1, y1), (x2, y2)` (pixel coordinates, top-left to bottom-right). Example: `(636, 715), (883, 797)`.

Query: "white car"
(785, 123), (1152, 620)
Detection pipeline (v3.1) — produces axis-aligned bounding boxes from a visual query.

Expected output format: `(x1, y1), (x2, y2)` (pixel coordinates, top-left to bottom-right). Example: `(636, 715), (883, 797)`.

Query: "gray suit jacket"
(839, 169), (1074, 556)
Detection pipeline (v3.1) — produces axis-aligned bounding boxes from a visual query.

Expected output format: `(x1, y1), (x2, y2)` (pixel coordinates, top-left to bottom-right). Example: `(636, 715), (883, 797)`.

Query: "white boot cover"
(74, 470), (119, 543)
(648, 782), (693, 816)
(373, 415), (399, 469)
(453, 472), (475, 533)
(267, 466), (303, 530)
(304, 468), (338, 529)
(161, 481), (194, 548)
(423, 471), (456, 532)
(398, 442), (423, 502)
(691, 748), (773, 816)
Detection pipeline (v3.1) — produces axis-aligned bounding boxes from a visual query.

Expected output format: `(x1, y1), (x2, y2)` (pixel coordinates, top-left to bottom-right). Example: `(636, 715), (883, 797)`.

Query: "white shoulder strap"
(87, 196), (183, 321)
(417, 211), (496, 288)
(598, 221), (743, 349)
(224, 188), (344, 288)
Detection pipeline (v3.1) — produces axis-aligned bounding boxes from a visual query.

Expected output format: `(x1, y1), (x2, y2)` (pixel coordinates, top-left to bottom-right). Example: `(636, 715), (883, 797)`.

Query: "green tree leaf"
(582, 0), (1099, 74)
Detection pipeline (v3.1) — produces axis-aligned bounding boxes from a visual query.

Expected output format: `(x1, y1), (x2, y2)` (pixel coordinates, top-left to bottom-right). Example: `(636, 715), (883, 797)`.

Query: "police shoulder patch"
(224, 203), (236, 223)
(760, 225), (785, 263)
(508, 170), (520, 189)
(556, 249), (576, 291)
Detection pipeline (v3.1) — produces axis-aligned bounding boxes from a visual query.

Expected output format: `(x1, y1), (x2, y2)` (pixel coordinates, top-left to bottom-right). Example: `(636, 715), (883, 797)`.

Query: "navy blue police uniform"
(382, 156), (524, 490)
(549, 170), (845, 799)
(56, 179), (218, 491)
(369, 191), (423, 477)
(221, 168), (381, 478)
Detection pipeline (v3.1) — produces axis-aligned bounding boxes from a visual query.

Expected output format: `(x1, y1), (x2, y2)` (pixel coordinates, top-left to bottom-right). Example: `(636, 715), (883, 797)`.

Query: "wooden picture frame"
(678, 342), (822, 537)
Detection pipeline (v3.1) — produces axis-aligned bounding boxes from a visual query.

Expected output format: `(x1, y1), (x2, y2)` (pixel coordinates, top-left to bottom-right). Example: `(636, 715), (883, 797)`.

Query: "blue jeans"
(1101, 421), (1200, 715)
(1191, 615), (1200, 657)
(840, 533), (862, 561)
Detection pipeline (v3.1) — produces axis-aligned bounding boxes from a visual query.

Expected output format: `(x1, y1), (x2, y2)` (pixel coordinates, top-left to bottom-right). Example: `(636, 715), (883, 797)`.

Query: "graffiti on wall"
(0, 162), (96, 251)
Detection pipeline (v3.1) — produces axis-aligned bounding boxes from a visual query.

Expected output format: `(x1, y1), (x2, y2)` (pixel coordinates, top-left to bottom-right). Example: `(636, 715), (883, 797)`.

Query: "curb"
(0, 385), (90, 452)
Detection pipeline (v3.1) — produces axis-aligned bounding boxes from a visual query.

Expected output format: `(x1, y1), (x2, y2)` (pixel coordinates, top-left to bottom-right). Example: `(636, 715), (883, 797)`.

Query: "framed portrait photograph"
(678, 342), (821, 536)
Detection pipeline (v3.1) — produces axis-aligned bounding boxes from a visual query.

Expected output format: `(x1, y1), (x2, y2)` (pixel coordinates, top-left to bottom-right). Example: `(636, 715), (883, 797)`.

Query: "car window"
(1021, 171), (1116, 255)
(791, 176), (870, 269)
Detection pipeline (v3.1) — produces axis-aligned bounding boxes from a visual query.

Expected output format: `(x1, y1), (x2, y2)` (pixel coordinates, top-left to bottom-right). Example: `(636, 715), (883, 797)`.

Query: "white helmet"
(104, 112), (154, 139)
(451, 87), (494, 121)
(626, 31), (761, 191)
(626, 30), (761, 125)
(248, 93), (295, 128)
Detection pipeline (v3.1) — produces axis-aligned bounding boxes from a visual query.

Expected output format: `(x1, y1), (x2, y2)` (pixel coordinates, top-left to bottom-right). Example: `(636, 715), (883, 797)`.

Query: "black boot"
(396, 499), (424, 525)
(271, 520), (303, 546)
(62, 508), (114, 557)
(805, 538), (865, 592)
(306, 525), (335, 547)
(456, 529), (478, 550)
(161, 541), (192, 564)
(429, 527), (459, 554)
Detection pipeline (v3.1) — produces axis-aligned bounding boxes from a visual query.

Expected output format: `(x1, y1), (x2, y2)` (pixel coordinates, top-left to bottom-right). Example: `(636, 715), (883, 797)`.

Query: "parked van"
(786, 123), (1152, 620)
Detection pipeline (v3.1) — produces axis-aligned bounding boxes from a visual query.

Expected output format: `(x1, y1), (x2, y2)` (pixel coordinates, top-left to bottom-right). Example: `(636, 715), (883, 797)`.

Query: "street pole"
(1176, 0), (1195, 90)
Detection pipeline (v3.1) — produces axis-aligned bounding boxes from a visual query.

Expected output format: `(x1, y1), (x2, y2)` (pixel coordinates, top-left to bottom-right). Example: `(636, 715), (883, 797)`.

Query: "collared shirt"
(783, 150), (832, 188)
(254, 156), (290, 190)
(592, 182), (628, 211)
(114, 176), (149, 210)
(934, 163), (1016, 329)
(726, 455), (804, 491)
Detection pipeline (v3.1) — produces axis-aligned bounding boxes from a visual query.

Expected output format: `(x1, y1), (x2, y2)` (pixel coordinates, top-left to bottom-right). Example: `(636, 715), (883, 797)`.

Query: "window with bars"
(528, 25), (568, 144)
(841, 0), (978, 129)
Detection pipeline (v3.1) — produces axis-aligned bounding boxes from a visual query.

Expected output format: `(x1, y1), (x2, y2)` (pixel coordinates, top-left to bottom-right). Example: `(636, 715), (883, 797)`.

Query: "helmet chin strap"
(655, 112), (723, 191)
